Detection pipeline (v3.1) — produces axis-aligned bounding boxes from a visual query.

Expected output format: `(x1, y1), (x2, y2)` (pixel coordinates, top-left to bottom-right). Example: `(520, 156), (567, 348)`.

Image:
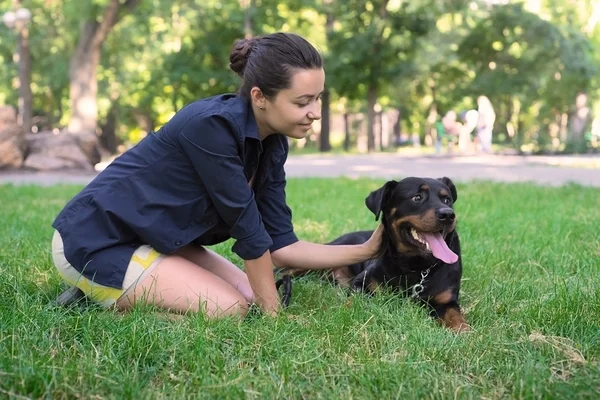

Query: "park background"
(1, 0), (600, 172)
(1, 1), (599, 399)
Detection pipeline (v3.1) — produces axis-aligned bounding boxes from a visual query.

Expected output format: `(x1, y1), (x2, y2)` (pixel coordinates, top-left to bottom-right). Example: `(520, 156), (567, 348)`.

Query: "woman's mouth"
(299, 122), (313, 130)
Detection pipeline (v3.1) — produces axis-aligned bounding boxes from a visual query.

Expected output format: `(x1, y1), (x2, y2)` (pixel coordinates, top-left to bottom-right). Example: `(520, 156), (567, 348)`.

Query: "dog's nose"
(436, 207), (455, 222)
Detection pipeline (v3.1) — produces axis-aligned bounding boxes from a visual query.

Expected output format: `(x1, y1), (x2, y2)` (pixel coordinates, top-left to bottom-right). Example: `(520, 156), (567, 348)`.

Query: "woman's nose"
(308, 104), (321, 120)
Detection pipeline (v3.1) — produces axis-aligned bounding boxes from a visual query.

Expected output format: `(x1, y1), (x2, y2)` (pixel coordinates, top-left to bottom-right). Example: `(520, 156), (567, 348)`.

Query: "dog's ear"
(438, 176), (458, 203)
(365, 180), (398, 221)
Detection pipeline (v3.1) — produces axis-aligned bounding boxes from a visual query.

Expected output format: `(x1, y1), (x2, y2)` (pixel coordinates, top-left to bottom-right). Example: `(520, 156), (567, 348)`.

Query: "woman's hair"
(229, 32), (323, 99)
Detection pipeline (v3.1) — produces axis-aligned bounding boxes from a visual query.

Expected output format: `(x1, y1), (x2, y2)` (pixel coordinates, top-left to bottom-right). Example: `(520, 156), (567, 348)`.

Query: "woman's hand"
(362, 224), (384, 259)
(244, 252), (281, 316)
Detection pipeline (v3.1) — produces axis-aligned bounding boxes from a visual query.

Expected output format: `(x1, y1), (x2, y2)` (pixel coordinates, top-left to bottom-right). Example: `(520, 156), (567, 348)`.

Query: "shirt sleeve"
(256, 138), (299, 253)
(177, 113), (272, 260)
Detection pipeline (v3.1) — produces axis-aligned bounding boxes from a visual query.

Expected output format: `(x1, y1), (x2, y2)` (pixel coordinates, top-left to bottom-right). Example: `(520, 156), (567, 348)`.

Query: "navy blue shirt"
(53, 94), (298, 289)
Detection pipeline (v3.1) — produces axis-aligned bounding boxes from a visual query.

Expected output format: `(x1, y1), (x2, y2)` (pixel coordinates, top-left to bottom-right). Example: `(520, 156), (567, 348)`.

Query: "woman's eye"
(412, 194), (422, 202)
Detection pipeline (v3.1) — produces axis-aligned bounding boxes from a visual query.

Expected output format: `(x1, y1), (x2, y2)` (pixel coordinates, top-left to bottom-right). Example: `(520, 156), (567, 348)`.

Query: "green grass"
(1, 179), (599, 399)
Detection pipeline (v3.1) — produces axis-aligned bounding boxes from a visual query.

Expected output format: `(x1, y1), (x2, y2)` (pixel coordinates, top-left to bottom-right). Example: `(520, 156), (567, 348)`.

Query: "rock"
(24, 131), (93, 171)
(0, 105), (27, 169)
(23, 153), (83, 171)
(0, 105), (17, 126)
(65, 129), (102, 166)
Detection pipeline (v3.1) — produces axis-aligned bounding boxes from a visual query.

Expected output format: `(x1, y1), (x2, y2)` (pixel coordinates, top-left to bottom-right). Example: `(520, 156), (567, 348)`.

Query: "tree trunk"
(393, 107), (402, 145)
(240, 0), (255, 38)
(100, 103), (118, 154)
(68, 24), (101, 134)
(319, 88), (332, 152)
(343, 112), (350, 151)
(68, 0), (140, 135)
(319, 2), (334, 152)
(12, 0), (33, 133)
(134, 110), (155, 134)
(366, 85), (377, 152)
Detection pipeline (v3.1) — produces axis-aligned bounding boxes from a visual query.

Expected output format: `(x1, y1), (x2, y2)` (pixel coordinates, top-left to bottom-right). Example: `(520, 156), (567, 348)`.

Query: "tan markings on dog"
(448, 219), (457, 233)
(433, 290), (453, 304)
(332, 266), (352, 287)
(367, 279), (381, 293)
(439, 308), (470, 332)
(391, 215), (431, 232)
(440, 189), (448, 198)
(420, 184), (430, 191)
(390, 216), (421, 253)
(396, 209), (438, 232)
(285, 267), (310, 277)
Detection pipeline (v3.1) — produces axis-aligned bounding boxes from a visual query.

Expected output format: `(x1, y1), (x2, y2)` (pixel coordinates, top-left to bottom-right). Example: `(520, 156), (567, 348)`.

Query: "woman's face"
(254, 68), (325, 140)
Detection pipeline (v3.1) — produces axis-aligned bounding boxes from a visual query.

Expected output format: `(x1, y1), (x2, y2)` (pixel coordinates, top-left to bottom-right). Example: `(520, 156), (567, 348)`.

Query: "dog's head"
(366, 176), (459, 263)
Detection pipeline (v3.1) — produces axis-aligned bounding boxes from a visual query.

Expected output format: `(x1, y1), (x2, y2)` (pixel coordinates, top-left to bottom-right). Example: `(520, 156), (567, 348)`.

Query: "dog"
(324, 176), (469, 332)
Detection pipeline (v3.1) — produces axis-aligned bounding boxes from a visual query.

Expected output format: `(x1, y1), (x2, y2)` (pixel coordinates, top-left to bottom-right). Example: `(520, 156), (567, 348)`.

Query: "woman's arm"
(244, 251), (280, 316)
(270, 225), (384, 270)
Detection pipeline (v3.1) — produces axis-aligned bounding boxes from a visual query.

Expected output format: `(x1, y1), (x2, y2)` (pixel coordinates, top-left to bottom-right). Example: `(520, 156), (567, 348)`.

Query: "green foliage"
(457, 2), (599, 150)
(0, 0), (598, 151)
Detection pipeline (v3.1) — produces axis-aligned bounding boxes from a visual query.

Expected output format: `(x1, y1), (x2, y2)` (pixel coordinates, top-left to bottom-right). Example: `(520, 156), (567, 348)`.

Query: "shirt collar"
(243, 97), (261, 141)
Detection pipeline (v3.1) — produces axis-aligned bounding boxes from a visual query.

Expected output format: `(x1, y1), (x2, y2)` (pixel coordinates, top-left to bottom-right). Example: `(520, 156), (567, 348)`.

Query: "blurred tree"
(67, 0), (141, 137)
(458, 2), (598, 152)
(327, 0), (464, 151)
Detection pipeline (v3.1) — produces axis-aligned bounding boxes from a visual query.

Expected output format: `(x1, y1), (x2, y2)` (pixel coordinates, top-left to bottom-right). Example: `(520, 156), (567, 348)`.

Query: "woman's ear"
(250, 87), (267, 110)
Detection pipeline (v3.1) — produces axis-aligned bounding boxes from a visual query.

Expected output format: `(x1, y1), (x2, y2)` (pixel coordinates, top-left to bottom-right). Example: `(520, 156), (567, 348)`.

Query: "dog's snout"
(436, 207), (455, 222)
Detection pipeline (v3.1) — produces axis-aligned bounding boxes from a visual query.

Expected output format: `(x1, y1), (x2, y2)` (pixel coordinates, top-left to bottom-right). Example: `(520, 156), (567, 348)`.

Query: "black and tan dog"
(281, 176), (469, 332)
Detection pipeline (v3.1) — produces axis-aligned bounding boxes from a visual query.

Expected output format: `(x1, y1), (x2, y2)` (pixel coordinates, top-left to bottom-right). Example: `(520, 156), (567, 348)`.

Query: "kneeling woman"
(51, 32), (382, 318)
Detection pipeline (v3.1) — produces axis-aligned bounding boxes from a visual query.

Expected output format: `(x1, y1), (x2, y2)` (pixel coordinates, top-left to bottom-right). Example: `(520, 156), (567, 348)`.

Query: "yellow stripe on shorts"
(62, 273), (123, 306)
(131, 248), (161, 269)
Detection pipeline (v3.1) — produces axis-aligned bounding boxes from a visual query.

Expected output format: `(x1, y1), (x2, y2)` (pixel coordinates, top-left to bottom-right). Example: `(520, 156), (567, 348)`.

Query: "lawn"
(1, 178), (599, 399)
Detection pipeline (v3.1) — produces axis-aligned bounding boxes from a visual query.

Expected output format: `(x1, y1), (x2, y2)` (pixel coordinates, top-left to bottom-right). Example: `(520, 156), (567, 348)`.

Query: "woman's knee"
(121, 255), (250, 318)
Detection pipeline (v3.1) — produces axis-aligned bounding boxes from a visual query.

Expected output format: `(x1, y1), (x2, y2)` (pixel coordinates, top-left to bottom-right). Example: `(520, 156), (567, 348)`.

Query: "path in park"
(0, 153), (598, 187)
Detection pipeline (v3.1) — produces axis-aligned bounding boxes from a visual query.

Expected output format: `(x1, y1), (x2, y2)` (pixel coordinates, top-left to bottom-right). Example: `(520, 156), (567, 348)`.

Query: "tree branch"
(92, 0), (141, 47)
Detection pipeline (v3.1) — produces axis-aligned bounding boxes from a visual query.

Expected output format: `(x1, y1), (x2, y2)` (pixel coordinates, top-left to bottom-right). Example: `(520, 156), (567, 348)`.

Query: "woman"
(52, 32), (383, 318)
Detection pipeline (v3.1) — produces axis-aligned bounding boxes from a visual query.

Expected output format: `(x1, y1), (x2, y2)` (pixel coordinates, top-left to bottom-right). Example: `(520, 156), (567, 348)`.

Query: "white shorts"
(51, 230), (165, 307)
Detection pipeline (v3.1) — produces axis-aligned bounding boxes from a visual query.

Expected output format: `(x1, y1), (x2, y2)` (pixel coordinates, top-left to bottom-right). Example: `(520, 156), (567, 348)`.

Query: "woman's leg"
(116, 254), (249, 318)
(175, 245), (255, 303)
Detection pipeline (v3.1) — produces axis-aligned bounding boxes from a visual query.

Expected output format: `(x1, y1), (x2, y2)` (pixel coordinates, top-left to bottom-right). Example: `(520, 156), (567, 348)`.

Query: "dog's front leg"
(430, 301), (470, 332)
(350, 263), (379, 294)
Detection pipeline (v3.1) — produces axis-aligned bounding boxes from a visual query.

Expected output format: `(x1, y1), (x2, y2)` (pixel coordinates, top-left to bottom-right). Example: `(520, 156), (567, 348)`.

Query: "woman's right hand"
(362, 224), (384, 259)
(244, 253), (281, 316)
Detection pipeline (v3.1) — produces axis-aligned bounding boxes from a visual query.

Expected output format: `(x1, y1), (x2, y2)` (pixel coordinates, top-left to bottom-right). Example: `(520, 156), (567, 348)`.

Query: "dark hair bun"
(229, 37), (259, 77)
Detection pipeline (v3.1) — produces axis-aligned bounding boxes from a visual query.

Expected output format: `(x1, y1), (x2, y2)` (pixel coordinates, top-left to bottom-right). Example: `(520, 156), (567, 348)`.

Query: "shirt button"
(175, 240), (182, 246)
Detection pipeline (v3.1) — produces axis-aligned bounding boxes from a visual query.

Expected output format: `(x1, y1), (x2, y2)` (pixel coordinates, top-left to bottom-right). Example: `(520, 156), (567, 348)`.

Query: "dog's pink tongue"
(422, 233), (459, 264)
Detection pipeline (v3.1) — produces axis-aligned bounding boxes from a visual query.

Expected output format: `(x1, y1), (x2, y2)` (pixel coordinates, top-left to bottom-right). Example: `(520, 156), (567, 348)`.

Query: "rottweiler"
(324, 176), (468, 332)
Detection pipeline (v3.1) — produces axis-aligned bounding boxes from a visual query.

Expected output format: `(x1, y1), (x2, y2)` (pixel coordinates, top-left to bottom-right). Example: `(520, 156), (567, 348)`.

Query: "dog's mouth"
(404, 227), (459, 264)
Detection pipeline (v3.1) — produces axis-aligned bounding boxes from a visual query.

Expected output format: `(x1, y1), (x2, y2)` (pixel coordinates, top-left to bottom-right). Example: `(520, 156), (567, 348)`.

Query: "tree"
(67, 0), (141, 135)
(327, 0), (438, 151)
(458, 2), (598, 151)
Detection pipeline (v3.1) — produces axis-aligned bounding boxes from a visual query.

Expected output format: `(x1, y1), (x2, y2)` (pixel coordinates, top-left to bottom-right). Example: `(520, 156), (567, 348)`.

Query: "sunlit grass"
(1, 179), (599, 399)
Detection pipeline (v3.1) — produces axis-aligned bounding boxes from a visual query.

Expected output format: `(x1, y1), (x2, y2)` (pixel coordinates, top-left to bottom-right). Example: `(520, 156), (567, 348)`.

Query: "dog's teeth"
(411, 229), (419, 240)
(425, 241), (430, 250)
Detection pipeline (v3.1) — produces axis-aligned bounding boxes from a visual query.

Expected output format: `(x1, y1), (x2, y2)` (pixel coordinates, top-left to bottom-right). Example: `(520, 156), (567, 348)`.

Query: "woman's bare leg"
(116, 254), (248, 318)
(175, 245), (255, 303)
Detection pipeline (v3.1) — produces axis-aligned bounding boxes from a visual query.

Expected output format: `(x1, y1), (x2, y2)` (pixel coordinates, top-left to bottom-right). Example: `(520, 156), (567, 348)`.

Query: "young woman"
(52, 32), (383, 318)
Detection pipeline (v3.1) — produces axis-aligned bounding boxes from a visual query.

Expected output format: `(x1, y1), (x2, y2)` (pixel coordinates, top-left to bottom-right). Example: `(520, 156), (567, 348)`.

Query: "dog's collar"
(410, 262), (439, 298)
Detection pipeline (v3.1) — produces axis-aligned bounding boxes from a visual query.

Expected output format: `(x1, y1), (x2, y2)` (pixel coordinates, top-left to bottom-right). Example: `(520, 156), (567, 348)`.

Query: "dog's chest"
(379, 259), (441, 292)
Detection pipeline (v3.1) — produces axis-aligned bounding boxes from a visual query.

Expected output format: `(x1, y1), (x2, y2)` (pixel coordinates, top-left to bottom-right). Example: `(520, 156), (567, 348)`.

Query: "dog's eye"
(443, 197), (451, 204)
(412, 194), (422, 202)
